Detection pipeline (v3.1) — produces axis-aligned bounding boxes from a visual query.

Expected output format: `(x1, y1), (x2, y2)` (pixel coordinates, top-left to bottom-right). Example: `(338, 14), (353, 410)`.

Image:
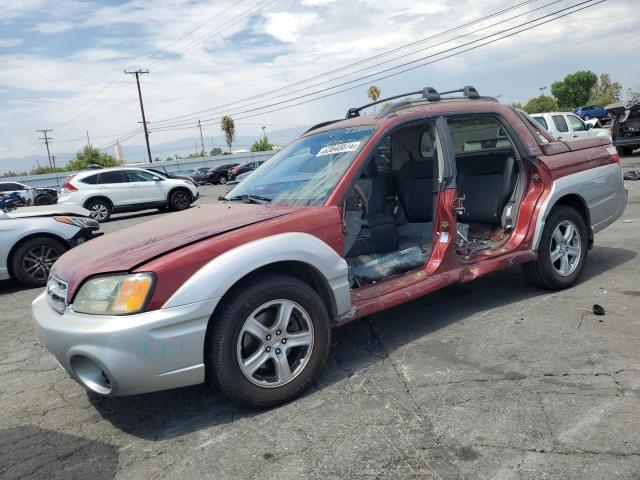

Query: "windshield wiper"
(224, 194), (272, 204)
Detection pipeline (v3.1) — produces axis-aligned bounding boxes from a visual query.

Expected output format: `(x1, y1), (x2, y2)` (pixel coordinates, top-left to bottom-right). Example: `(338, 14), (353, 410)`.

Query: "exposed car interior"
(344, 116), (524, 287)
(343, 122), (439, 286)
(448, 116), (522, 257)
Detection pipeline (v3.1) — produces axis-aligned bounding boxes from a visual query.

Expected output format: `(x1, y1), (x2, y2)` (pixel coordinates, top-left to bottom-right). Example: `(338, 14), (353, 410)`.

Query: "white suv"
(58, 168), (199, 222)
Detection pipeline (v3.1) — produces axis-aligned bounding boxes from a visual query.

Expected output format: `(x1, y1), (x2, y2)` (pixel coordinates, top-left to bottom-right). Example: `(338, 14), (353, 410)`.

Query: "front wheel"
(522, 205), (588, 289)
(12, 237), (67, 287)
(218, 175), (227, 185)
(169, 189), (191, 211)
(206, 273), (331, 407)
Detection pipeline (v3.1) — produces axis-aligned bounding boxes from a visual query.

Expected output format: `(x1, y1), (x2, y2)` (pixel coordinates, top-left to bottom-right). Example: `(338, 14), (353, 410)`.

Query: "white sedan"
(0, 205), (101, 287)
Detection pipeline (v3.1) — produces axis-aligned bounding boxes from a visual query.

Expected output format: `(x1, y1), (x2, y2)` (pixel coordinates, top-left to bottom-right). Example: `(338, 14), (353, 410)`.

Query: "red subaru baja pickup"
(33, 86), (627, 407)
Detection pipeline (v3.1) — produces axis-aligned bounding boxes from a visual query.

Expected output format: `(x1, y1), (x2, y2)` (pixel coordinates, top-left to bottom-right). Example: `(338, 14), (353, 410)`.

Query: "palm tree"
(220, 116), (235, 153)
(367, 85), (381, 111)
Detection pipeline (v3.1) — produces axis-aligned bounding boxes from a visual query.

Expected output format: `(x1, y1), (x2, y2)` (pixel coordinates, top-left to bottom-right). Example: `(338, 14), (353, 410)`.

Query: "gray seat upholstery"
(397, 159), (434, 223)
(455, 152), (517, 224)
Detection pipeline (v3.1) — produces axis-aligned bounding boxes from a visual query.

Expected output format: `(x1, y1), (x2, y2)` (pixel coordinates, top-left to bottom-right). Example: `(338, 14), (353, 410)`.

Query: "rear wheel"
(169, 189), (191, 211)
(522, 205), (588, 289)
(87, 199), (111, 222)
(218, 175), (227, 185)
(206, 273), (331, 407)
(583, 115), (591, 120)
(34, 194), (55, 206)
(12, 237), (66, 287)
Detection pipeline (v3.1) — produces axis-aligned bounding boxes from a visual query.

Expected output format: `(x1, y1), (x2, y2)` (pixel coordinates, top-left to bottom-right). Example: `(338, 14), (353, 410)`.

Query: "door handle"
(573, 135), (579, 138)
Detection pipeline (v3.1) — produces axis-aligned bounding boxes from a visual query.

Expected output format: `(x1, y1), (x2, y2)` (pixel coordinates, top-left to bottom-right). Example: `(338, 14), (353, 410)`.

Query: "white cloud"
(0, 38), (23, 48)
(0, 0), (639, 166)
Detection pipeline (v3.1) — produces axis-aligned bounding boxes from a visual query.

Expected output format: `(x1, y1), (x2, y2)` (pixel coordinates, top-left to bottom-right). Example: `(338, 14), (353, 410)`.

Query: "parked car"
(1, 204), (101, 287)
(33, 86), (627, 407)
(605, 100), (640, 156)
(206, 163), (239, 185)
(57, 167), (199, 222)
(146, 167), (197, 187)
(0, 181), (58, 206)
(531, 112), (612, 142)
(228, 160), (265, 180)
(190, 168), (210, 185)
(225, 170), (253, 192)
(573, 105), (609, 121)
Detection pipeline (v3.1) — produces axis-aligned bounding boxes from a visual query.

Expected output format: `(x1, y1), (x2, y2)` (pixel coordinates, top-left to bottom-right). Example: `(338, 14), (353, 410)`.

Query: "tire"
(169, 189), (191, 211)
(34, 194), (55, 206)
(206, 273), (331, 408)
(522, 205), (588, 289)
(11, 237), (67, 287)
(218, 175), (227, 185)
(86, 199), (112, 222)
(583, 115), (591, 120)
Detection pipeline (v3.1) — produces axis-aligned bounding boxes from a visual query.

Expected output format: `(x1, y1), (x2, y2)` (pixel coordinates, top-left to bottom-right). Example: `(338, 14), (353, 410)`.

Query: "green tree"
(250, 136), (274, 152)
(30, 166), (64, 175)
(220, 116), (235, 153)
(510, 101), (523, 109)
(65, 146), (121, 171)
(588, 73), (622, 106)
(551, 70), (598, 109)
(210, 147), (222, 156)
(523, 95), (559, 114)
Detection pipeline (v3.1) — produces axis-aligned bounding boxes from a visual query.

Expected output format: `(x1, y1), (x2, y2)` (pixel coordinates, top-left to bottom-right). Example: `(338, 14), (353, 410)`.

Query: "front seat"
(347, 159), (397, 257)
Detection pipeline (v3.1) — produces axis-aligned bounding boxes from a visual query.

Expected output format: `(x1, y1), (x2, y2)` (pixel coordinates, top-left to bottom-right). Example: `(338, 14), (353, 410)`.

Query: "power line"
(124, 69), (153, 163)
(153, 0), (603, 128)
(150, 0), (546, 126)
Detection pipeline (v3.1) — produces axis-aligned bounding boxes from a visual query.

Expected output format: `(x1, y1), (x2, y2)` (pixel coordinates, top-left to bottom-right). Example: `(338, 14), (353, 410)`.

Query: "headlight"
(72, 273), (155, 315)
(55, 216), (99, 229)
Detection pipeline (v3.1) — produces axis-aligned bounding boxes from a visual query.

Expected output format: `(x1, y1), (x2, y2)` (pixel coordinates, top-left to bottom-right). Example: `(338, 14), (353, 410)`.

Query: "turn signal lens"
(111, 275), (153, 314)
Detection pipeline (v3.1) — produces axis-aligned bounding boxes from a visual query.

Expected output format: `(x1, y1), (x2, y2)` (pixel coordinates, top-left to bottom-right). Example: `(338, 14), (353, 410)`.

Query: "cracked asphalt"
(2, 156), (640, 479)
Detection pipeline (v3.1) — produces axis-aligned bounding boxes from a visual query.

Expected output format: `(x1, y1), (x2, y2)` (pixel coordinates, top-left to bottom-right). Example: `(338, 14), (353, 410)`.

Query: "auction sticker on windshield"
(316, 141), (361, 157)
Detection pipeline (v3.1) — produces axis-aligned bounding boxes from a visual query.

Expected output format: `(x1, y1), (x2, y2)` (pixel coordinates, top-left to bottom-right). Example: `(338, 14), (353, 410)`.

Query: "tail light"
(231, 167), (240, 174)
(606, 146), (620, 164)
(62, 176), (78, 191)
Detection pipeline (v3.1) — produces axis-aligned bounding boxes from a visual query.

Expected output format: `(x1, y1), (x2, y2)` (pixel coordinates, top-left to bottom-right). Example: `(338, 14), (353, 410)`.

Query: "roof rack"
(345, 85), (486, 118)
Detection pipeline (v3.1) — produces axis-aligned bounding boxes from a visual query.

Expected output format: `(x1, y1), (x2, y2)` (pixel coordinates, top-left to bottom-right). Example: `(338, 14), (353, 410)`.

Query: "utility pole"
(51, 155), (60, 186)
(37, 129), (53, 169)
(86, 130), (92, 148)
(124, 69), (153, 163)
(539, 86), (547, 96)
(197, 120), (205, 159)
(262, 126), (266, 139)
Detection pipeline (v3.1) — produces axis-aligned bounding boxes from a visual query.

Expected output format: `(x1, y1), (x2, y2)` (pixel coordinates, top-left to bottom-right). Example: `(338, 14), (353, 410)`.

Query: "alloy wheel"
(22, 245), (61, 282)
(172, 191), (190, 209)
(550, 220), (581, 277)
(90, 203), (108, 221)
(236, 299), (314, 388)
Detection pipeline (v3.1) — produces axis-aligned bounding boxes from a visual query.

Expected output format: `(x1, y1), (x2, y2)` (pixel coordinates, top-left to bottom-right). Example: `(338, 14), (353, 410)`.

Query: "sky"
(0, 0), (638, 170)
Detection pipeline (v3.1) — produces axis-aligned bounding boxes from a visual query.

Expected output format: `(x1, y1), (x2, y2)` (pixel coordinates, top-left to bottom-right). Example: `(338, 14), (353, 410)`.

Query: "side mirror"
(585, 123), (592, 130)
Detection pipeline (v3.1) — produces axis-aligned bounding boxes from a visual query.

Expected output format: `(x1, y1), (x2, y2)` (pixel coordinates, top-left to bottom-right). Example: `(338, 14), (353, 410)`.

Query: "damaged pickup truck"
(606, 100), (640, 156)
(33, 86), (627, 407)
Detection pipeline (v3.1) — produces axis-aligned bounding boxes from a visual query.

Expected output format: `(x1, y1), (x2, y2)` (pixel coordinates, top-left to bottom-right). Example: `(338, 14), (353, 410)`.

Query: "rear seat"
(455, 151), (517, 225)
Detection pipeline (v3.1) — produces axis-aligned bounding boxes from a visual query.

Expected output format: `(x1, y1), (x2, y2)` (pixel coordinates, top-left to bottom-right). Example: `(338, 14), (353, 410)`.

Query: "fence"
(3, 150), (275, 189)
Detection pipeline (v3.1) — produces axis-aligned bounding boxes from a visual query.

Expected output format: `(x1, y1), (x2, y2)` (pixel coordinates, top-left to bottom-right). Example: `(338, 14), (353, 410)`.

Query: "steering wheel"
(352, 184), (369, 217)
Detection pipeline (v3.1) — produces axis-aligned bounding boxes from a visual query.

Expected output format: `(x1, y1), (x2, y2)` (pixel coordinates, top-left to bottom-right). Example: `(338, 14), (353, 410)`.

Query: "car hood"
(1, 204), (89, 219)
(50, 203), (303, 292)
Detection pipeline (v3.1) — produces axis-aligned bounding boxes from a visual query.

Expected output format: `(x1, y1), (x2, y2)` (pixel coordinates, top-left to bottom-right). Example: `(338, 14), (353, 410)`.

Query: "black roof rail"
(345, 85), (485, 118)
(304, 119), (342, 134)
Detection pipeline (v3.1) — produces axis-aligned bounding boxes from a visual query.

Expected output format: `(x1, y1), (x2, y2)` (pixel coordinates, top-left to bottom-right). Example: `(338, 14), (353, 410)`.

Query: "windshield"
(225, 125), (376, 205)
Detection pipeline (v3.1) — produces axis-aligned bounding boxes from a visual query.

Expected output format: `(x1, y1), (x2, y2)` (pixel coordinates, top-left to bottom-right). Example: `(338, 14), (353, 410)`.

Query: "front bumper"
(32, 293), (219, 396)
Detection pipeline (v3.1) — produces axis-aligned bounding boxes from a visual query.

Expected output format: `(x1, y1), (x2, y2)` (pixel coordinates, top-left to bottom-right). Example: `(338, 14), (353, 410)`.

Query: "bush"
(250, 137), (273, 152)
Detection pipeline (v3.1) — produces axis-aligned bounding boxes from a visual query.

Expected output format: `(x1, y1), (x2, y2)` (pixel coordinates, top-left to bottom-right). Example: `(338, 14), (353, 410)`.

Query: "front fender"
(163, 232), (351, 317)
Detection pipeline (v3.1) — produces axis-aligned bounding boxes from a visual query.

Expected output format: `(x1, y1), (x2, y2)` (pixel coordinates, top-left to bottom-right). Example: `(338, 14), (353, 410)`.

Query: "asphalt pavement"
(1, 156), (639, 479)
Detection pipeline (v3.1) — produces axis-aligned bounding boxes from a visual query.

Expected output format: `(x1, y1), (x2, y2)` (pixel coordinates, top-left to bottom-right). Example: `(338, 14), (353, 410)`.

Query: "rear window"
(80, 174), (100, 184)
(532, 116), (548, 130)
(552, 115), (569, 133)
(447, 117), (513, 153)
